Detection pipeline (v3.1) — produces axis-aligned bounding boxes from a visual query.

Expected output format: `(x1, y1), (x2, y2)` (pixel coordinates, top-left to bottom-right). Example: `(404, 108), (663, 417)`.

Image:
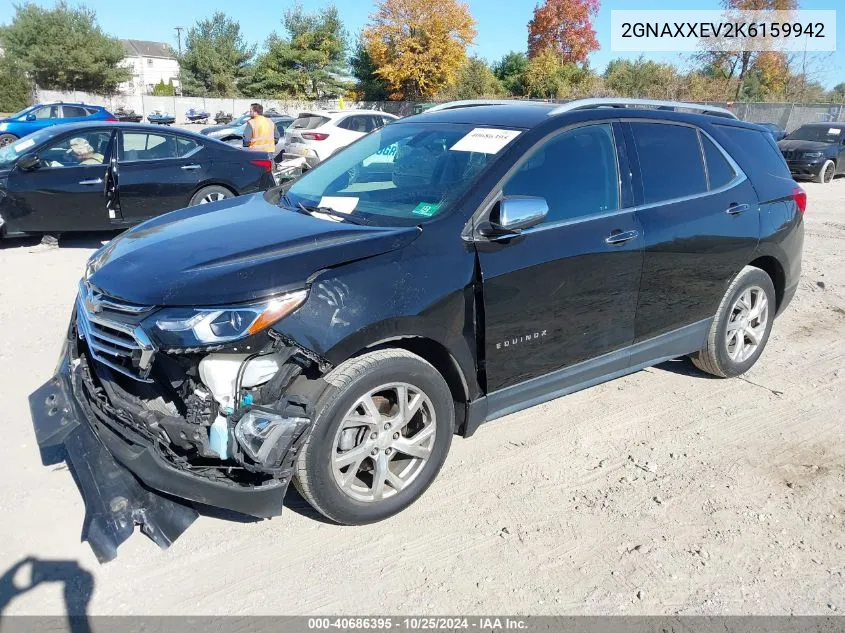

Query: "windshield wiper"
(295, 201), (370, 225)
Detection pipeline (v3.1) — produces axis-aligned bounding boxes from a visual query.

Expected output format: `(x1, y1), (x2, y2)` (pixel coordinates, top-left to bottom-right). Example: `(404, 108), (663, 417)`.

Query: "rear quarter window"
(712, 124), (790, 181)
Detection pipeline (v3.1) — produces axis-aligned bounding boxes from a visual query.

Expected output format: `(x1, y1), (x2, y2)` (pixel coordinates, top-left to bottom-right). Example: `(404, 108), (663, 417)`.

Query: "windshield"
(285, 122), (519, 225)
(786, 125), (843, 143)
(0, 129), (55, 167)
(7, 105), (36, 120)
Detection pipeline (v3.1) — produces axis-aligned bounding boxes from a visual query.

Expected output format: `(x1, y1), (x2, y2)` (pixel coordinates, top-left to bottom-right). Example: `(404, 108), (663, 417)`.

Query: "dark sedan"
(0, 122), (275, 238)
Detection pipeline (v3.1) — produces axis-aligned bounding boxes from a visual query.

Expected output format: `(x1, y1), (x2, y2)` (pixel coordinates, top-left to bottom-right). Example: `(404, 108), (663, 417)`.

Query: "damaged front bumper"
(28, 345), (294, 562)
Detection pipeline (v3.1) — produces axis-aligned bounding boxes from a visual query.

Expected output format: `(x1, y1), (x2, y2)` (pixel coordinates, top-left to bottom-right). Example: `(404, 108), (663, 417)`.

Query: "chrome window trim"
(466, 118), (748, 240)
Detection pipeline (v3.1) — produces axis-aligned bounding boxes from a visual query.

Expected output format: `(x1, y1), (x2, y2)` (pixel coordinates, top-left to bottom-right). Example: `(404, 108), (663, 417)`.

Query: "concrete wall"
(36, 89), (416, 123)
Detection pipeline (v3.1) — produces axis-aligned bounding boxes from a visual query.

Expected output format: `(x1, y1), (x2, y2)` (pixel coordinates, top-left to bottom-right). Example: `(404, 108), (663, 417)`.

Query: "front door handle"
(181, 164), (201, 171)
(725, 203), (750, 215)
(605, 229), (639, 246)
(79, 178), (103, 185)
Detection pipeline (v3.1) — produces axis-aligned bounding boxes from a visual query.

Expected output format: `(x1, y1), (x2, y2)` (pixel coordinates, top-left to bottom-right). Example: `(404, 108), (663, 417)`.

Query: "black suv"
(30, 99), (804, 561)
(777, 122), (845, 183)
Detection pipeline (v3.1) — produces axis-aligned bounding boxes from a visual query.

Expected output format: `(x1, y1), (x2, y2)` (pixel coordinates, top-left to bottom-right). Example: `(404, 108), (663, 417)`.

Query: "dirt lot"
(0, 181), (843, 616)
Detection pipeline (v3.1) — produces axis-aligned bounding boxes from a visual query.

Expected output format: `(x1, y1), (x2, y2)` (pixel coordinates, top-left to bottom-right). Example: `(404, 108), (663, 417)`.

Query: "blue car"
(0, 102), (117, 147)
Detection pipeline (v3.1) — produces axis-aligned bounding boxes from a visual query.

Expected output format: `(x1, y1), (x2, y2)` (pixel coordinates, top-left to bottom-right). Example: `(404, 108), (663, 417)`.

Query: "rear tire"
(818, 160), (835, 184)
(294, 349), (454, 525)
(189, 185), (234, 206)
(0, 134), (18, 147)
(691, 265), (776, 378)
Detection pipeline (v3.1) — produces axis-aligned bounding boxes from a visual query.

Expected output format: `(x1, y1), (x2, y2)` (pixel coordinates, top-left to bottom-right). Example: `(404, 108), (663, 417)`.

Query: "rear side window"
(713, 125), (790, 180)
(292, 115), (330, 130)
(630, 122), (706, 204)
(700, 133), (736, 190)
(62, 105), (89, 118)
(503, 123), (619, 225)
(121, 132), (179, 161)
(176, 136), (200, 156)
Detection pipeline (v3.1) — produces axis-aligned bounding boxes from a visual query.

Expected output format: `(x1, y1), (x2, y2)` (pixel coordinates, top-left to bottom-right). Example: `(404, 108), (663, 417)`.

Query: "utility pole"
(174, 26), (184, 97)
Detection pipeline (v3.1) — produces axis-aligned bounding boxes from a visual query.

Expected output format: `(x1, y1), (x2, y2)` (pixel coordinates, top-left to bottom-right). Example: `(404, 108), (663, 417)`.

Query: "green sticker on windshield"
(412, 202), (440, 217)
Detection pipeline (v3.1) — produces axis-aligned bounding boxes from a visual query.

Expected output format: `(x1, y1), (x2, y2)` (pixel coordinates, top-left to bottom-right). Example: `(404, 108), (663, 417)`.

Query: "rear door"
(478, 122), (643, 392)
(61, 105), (93, 124)
(116, 130), (207, 223)
(6, 129), (115, 232)
(625, 120), (759, 342)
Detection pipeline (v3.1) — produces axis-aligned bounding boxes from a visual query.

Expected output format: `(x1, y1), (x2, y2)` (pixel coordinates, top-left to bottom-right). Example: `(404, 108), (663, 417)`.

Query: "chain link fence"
(34, 89), (845, 131)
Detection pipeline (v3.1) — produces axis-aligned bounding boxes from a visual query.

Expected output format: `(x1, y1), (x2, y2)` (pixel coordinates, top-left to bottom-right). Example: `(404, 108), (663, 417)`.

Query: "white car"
(282, 110), (399, 168)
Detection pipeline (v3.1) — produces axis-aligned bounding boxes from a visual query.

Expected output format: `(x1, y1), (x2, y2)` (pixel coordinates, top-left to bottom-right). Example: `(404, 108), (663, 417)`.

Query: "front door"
(6, 129), (114, 233)
(477, 122), (643, 393)
(116, 130), (206, 223)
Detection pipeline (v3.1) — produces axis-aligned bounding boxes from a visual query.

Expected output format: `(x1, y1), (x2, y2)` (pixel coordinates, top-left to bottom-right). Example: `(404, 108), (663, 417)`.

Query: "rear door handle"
(78, 178), (103, 185)
(725, 203), (750, 215)
(605, 229), (639, 245)
(181, 164), (201, 171)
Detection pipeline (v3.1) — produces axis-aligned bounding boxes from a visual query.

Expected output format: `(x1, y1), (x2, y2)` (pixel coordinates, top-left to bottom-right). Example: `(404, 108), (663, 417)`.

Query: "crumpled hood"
(88, 193), (421, 306)
(777, 139), (834, 152)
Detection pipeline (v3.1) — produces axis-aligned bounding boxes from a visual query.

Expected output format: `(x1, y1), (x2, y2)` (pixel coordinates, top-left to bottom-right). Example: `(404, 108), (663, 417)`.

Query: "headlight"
(147, 290), (307, 347)
(802, 151), (823, 159)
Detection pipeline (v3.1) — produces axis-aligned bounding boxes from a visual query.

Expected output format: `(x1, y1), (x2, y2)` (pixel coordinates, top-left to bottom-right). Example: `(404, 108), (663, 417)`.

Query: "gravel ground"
(0, 181), (843, 615)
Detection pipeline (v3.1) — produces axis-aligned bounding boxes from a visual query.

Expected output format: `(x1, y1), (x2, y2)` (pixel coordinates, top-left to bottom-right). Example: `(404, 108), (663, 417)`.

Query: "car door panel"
(625, 121), (760, 342)
(477, 122), (642, 393)
(4, 130), (114, 233)
(117, 131), (209, 223)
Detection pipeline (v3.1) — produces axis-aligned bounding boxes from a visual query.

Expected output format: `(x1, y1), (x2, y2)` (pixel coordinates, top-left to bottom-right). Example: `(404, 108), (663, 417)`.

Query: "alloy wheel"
(725, 285), (769, 363)
(823, 162), (834, 183)
(200, 192), (227, 204)
(331, 383), (437, 503)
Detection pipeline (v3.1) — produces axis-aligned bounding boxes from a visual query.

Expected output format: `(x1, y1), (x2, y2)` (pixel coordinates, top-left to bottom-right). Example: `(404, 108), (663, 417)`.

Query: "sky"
(1, 0), (842, 88)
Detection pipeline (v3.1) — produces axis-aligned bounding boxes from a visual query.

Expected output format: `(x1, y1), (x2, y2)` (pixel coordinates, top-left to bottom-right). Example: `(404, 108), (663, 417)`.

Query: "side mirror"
(25, 113), (36, 122)
(485, 195), (548, 236)
(17, 155), (41, 171)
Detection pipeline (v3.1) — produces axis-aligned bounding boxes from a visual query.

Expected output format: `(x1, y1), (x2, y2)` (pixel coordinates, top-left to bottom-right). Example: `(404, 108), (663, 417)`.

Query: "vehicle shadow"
(654, 356), (717, 379)
(0, 557), (93, 632)
(283, 486), (336, 524)
(0, 232), (120, 251)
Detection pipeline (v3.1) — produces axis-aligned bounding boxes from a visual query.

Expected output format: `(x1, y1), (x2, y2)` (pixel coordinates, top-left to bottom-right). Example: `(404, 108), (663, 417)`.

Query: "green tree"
(522, 49), (590, 99)
(249, 3), (349, 99)
(493, 51), (528, 96)
(440, 56), (503, 99)
(603, 56), (680, 99)
(179, 12), (254, 96)
(0, 53), (31, 112)
(830, 82), (845, 103)
(1, 2), (129, 94)
(350, 33), (389, 100)
(152, 79), (176, 96)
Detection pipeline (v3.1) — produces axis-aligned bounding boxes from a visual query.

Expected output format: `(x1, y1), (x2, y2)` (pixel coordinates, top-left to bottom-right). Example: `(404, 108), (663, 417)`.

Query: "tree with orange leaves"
(527, 0), (600, 65)
(363, 0), (477, 100)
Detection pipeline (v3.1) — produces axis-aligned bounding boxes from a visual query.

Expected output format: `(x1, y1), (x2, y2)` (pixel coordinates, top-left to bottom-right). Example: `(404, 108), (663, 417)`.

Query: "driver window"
(33, 106), (60, 120)
(503, 123), (619, 225)
(39, 132), (111, 168)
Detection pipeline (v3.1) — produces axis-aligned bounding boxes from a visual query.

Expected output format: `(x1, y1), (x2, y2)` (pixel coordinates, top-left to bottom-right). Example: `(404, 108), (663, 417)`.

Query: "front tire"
(691, 265), (776, 378)
(295, 349), (454, 525)
(818, 160), (835, 184)
(0, 133), (18, 147)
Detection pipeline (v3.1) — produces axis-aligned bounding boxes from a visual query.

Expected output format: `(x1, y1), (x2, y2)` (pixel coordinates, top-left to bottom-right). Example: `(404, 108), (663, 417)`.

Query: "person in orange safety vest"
(242, 103), (279, 155)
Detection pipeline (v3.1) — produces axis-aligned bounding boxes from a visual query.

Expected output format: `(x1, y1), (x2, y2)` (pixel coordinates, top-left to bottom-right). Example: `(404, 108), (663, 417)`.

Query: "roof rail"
(548, 98), (737, 119)
(424, 99), (550, 113)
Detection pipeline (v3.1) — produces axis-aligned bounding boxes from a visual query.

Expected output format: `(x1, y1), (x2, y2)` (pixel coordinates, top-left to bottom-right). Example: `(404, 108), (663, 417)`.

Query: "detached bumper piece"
(29, 374), (198, 563)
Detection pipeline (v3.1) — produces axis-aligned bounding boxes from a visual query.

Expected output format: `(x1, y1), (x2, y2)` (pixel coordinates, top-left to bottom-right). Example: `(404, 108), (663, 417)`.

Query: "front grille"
(76, 281), (156, 382)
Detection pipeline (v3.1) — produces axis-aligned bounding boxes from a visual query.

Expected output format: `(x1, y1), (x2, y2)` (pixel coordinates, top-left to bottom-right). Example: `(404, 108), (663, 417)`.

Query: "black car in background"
(778, 123), (845, 183)
(0, 122), (275, 238)
(757, 121), (786, 142)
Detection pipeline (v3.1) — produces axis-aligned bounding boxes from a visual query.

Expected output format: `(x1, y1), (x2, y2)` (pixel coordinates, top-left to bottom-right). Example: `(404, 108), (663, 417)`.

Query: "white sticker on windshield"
(828, 128), (841, 135)
(450, 128), (521, 154)
(14, 138), (35, 153)
(318, 196), (359, 214)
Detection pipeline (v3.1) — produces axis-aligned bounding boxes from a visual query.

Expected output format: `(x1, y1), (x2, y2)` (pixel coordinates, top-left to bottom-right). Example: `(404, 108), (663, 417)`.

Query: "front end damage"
(29, 284), (330, 562)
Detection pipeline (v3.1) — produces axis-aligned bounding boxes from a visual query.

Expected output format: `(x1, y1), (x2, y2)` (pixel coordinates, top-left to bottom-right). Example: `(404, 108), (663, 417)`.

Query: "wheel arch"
(748, 254), (786, 310)
(190, 181), (238, 201)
